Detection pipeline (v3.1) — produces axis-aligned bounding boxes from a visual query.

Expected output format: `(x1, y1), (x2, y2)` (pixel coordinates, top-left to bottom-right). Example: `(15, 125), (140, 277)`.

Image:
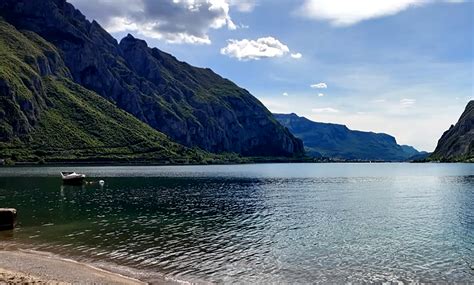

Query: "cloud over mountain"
(221, 37), (300, 61)
(69, 0), (238, 44)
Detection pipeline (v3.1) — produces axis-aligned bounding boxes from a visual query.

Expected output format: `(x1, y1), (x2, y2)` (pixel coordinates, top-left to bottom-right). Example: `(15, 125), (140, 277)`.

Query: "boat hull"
(61, 172), (86, 185)
(62, 177), (85, 185)
(63, 178), (84, 185)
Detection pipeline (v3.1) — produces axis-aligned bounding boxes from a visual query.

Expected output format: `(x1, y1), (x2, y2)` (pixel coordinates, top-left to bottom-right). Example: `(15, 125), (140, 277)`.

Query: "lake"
(0, 163), (473, 283)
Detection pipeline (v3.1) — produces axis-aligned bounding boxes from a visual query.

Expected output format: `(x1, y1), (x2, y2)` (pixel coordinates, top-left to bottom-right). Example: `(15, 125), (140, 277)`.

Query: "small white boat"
(61, 172), (86, 184)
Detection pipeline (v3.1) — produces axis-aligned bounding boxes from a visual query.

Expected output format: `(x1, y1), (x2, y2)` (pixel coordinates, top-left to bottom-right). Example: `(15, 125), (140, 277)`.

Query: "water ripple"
(0, 165), (473, 283)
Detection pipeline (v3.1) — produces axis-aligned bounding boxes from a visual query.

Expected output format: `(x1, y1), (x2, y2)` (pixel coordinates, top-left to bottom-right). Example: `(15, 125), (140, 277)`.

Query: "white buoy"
(99, 180), (105, 186)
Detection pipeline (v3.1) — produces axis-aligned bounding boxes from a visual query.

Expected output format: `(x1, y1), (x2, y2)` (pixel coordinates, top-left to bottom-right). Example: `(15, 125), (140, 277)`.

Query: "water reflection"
(0, 165), (473, 283)
(452, 176), (474, 274)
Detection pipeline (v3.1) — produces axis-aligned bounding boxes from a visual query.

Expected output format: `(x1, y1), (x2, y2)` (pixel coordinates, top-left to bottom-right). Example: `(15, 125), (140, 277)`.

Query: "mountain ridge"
(430, 100), (473, 162)
(274, 113), (424, 161)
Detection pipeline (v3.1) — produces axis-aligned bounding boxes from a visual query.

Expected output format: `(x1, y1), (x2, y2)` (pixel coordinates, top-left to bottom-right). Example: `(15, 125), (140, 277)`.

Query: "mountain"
(0, 0), (303, 157)
(0, 19), (223, 164)
(430, 101), (474, 162)
(274, 113), (423, 161)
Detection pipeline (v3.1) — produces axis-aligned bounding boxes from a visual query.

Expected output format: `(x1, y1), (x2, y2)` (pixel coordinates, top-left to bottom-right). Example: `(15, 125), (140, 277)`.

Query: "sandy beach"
(0, 249), (146, 285)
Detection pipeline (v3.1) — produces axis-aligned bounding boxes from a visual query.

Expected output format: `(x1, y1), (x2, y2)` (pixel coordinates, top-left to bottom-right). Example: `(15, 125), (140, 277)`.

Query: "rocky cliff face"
(431, 101), (474, 162)
(0, 0), (303, 157)
(0, 18), (69, 142)
(274, 113), (423, 161)
(0, 19), (213, 163)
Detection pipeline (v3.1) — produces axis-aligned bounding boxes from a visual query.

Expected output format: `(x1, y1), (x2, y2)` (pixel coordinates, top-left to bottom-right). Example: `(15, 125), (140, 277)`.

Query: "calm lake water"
(0, 163), (473, 283)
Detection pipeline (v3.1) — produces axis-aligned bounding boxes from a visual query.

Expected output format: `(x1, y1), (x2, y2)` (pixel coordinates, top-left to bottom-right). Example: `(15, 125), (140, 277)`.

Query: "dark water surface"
(0, 164), (473, 283)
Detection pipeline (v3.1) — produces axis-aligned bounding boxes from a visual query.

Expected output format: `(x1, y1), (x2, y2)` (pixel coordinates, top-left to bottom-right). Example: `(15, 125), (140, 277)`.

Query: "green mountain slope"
(430, 101), (474, 162)
(0, 19), (214, 164)
(274, 113), (423, 161)
(0, 0), (303, 157)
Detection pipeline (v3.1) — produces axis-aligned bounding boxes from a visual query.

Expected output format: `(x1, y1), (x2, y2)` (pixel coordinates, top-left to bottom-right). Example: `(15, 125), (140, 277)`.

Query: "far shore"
(0, 156), (327, 167)
(0, 247), (148, 285)
(0, 158), (435, 167)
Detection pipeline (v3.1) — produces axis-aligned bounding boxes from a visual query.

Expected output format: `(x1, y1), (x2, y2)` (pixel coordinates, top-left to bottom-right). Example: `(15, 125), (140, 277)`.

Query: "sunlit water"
(0, 164), (473, 283)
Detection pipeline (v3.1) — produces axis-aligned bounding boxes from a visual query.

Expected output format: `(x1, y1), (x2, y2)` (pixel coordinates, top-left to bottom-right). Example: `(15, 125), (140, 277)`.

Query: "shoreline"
(0, 157), (324, 167)
(0, 247), (149, 285)
(0, 160), (436, 167)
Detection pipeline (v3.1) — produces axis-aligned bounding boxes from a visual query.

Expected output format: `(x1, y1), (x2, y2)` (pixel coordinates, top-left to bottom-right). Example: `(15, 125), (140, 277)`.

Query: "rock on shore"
(0, 209), (16, 231)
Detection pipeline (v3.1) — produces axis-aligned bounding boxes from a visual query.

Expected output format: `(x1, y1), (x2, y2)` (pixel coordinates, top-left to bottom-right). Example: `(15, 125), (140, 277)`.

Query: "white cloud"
(238, 24), (250, 29)
(283, 92), (289, 96)
(291, 52), (303, 59)
(296, 0), (465, 26)
(221, 37), (296, 60)
(400, 98), (417, 106)
(318, 93), (325, 97)
(229, 0), (257, 12)
(70, 0), (238, 44)
(312, 107), (340, 113)
(311, 82), (328, 89)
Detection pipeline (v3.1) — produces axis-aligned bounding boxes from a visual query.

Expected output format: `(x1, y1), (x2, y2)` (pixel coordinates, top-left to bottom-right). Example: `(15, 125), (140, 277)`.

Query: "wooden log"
(0, 208), (17, 231)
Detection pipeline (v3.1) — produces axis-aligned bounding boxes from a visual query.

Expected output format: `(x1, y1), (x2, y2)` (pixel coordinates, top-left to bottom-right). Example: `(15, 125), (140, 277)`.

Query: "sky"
(69, 0), (473, 151)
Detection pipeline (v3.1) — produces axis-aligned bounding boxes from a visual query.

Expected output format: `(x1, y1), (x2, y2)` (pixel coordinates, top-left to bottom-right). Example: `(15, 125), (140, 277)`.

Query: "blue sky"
(70, 0), (473, 151)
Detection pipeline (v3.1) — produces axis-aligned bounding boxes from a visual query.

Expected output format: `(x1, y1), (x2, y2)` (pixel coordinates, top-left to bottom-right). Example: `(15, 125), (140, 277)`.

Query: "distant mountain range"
(430, 100), (473, 162)
(0, 0), (303, 163)
(274, 113), (426, 161)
